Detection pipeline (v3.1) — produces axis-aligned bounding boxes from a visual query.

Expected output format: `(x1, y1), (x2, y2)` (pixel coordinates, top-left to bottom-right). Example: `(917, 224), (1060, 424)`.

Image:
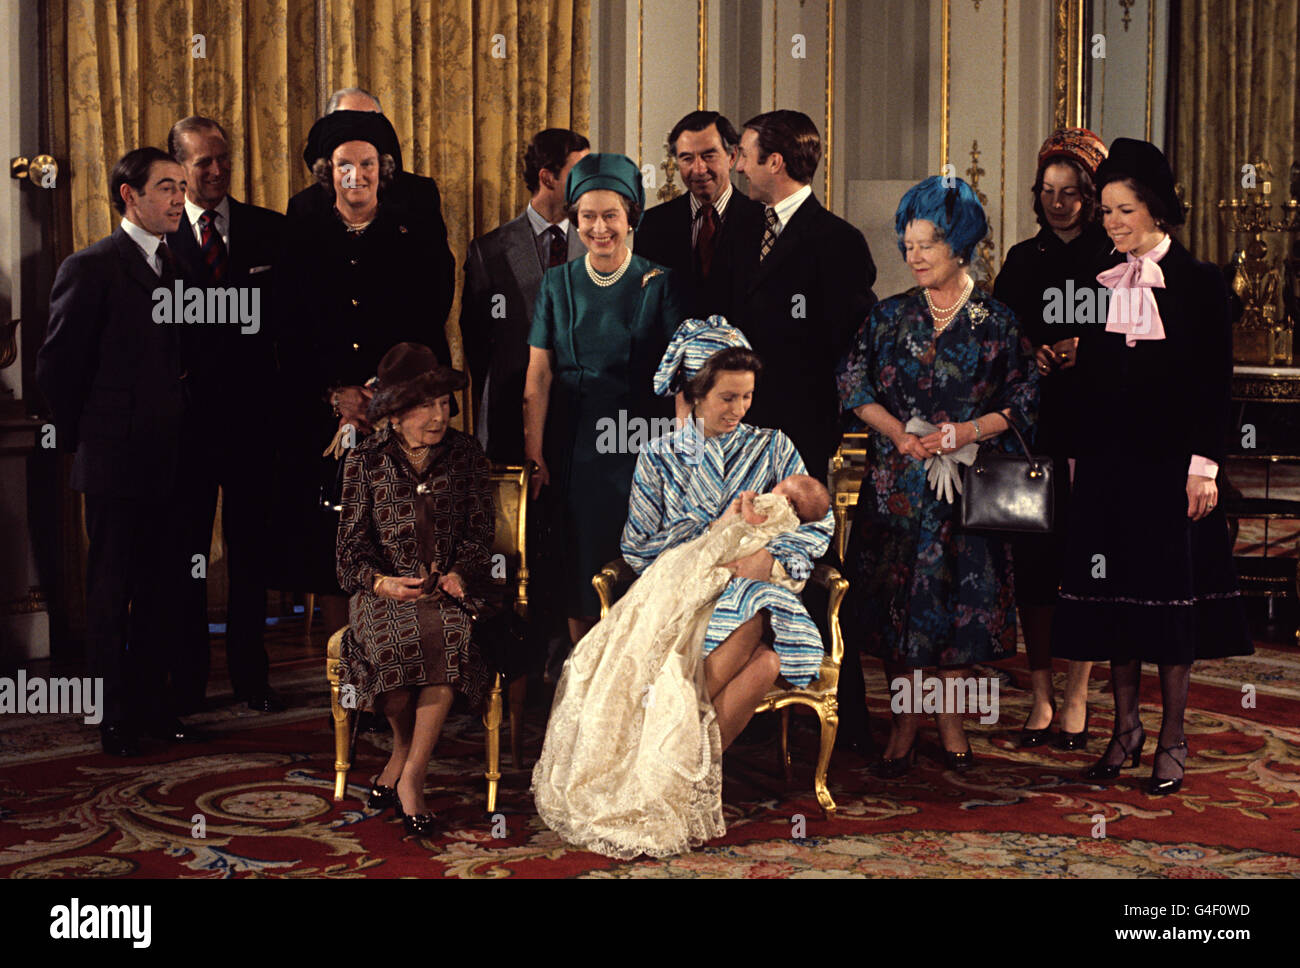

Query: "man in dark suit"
(166, 116), (286, 713)
(633, 110), (764, 322)
(36, 148), (206, 755)
(460, 127), (589, 463)
(285, 87), (455, 336)
(733, 110), (877, 482)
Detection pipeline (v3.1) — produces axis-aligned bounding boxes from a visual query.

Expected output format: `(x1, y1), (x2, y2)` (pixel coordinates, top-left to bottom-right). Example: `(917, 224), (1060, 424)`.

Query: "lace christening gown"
(531, 493), (800, 858)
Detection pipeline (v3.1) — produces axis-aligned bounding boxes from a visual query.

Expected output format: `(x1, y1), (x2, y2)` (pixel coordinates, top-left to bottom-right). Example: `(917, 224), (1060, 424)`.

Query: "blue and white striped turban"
(652, 316), (753, 398)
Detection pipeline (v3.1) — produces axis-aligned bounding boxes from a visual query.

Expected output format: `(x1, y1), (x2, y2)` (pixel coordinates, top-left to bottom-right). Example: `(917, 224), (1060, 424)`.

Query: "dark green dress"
(528, 253), (681, 616)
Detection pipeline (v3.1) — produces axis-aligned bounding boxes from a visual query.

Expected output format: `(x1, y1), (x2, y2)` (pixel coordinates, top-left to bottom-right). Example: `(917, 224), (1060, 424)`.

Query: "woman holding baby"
(532, 318), (835, 858)
(836, 176), (1038, 777)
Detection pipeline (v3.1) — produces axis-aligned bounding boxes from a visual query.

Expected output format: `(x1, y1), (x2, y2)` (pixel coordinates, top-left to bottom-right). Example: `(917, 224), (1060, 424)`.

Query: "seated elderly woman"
(836, 176), (1037, 778)
(532, 318), (835, 858)
(336, 343), (495, 837)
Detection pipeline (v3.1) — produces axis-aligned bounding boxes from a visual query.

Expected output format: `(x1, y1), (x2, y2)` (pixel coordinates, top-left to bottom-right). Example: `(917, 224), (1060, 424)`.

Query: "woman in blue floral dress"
(836, 176), (1038, 776)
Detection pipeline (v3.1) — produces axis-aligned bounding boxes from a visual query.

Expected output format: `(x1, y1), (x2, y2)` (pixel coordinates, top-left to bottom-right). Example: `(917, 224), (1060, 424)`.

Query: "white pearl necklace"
(925, 275), (974, 333)
(585, 249), (632, 287)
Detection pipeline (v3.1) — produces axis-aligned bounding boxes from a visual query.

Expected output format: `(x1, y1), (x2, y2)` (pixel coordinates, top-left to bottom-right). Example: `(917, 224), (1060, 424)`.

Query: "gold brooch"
(642, 268), (662, 287)
(967, 303), (988, 328)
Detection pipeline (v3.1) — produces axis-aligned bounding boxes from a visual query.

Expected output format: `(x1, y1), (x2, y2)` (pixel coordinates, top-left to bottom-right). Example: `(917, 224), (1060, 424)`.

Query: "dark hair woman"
(992, 128), (1110, 751)
(1053, 138), (1253, 795)
(275, 110), (454, 630)
(336, 343), (495, 836)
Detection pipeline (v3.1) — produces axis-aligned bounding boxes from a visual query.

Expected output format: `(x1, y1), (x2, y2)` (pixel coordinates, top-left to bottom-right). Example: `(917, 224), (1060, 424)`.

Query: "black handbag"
(438, 590), (544, 680)
(959, 415), (1054, 534)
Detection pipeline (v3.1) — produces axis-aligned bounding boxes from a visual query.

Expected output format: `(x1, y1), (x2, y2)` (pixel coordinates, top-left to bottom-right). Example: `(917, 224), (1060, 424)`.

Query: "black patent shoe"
(870, 744), (916, 779)
(367, 777), (398, 811)
(393, 795), (438, 837)
(942, 744), (974, 771)
(1055, 709), (1091, 751)
(1147, 739), (1187, 796)
(1083, 724), (1144, 781)
(100, 724), (141, 757)
(1018, 702), (1056, 748)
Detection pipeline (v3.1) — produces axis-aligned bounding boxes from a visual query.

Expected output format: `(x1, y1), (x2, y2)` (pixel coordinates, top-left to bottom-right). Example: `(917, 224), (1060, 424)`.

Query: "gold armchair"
(326, 462), (534, 813)
(592, 550), (849, 819)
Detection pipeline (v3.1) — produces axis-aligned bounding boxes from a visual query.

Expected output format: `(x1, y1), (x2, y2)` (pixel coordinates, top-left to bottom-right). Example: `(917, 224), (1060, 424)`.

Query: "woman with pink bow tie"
(1053, 138), (1252, 796)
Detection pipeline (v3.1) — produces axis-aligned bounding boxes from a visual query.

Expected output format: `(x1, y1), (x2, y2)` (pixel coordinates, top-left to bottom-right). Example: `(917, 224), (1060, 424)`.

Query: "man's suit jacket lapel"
(112, 227), (165, 295)
(502, 213), (543, 297)
(168, 210), (207, 284)
(225, 197), (250, 279)
(746, 193), (822, 294)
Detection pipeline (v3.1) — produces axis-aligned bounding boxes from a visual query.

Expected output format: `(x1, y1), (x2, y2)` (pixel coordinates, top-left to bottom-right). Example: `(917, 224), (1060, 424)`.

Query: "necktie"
(547, 225), (568, 268)
(198, 209), (229, 283)
(759, 207), (780, 261)
(156, 240), (177, 284)
(696, 203), (719, 278)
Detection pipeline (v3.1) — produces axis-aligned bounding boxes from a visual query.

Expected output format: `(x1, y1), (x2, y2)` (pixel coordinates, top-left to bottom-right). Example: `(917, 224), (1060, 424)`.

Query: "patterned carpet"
(2, 645), (1297, 879)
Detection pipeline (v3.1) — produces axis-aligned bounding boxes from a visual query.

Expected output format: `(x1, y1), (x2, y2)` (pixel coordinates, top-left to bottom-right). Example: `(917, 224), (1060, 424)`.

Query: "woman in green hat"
(523, 153), (683, 648)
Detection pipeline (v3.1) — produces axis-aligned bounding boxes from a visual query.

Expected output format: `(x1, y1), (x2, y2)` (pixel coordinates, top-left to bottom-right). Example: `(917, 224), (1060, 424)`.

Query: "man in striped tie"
(166, 116), (287, 716)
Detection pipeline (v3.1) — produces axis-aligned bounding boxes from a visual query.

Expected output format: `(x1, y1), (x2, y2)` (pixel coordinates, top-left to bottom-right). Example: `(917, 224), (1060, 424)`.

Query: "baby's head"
(772, 474), (831, 523)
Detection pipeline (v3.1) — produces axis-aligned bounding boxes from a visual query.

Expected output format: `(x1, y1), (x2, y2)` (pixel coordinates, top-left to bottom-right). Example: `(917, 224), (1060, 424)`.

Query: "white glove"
(905, 416), (979, 505)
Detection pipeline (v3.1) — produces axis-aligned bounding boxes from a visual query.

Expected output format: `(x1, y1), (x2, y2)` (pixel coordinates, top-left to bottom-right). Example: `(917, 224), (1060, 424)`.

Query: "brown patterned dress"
(336, 428), (496, 710)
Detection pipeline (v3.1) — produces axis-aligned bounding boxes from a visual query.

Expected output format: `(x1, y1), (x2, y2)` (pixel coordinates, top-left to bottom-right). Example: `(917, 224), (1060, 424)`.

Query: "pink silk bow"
(1096, 234), (1171, 346)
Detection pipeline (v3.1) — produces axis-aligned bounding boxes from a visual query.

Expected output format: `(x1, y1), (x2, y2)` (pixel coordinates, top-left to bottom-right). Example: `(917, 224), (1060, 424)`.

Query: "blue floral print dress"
(836, 286), (1038, 667)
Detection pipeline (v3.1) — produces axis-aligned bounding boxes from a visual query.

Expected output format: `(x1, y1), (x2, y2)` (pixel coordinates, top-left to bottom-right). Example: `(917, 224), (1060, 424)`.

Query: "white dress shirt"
(120, 217), (167, 276)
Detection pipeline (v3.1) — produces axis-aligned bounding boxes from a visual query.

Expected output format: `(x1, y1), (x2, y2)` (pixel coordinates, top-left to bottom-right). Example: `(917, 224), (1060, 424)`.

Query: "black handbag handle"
(980, 413), (1044, 472)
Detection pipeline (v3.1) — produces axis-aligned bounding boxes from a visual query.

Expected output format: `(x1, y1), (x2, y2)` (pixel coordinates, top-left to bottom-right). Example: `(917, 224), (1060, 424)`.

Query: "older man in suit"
(460, 127), (589, 463)
(633, 110), (763, 322)
(166, 116), (286, 714)
(36, 148), (205, 755)
(733, 110), (877, 483)
(286, 87), (454, 338)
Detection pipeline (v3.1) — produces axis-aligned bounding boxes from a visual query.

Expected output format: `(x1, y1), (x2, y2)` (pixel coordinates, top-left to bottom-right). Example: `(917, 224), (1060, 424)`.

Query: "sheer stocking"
(1154, 663), (1191, 781)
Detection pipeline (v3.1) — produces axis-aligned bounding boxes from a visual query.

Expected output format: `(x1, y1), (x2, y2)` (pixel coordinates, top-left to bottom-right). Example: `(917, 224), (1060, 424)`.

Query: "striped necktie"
(198, 209), (229, 283)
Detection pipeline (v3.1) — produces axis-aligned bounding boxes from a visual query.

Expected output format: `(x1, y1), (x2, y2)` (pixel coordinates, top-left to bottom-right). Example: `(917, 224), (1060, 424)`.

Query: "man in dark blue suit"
(36, 148), (206, 755)
(166, 116), (286, 714)
(633, 110), (764, 322)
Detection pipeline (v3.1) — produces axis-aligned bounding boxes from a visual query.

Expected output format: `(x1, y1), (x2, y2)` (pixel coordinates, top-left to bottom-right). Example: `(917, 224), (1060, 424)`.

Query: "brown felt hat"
(366, 342), (467, 422)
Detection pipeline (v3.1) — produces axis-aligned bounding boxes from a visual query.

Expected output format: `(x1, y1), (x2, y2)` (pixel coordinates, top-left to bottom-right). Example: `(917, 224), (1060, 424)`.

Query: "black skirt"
(1011, 454), (1071, 608)
(1052, 455), (1253, 664)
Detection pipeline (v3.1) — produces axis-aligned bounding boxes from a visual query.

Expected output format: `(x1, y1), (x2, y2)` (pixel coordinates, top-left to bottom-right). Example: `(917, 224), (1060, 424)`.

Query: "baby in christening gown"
(532, 474), (830, 860)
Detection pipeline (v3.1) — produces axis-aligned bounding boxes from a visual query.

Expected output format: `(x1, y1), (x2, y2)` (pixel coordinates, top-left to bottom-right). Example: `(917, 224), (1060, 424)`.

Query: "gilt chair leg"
(780, 707), (793, 784)
(814, 704), (839, 819)
(483, 673), (503, 814)
(329, 678), (352, 802)
(507, 676), (527, 769)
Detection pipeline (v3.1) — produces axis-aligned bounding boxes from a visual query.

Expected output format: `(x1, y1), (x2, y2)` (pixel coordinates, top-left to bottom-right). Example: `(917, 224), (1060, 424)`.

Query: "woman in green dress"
(523, 153), (683, 646)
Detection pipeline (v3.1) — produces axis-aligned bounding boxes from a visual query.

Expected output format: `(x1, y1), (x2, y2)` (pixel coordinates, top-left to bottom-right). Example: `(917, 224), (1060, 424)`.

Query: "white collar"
(184, 194), (230, 228)
(689, 182), (734, 218)
(120, 217), (163, 259)
(768, 184), (812, 229)
(526, 202), (569, 236)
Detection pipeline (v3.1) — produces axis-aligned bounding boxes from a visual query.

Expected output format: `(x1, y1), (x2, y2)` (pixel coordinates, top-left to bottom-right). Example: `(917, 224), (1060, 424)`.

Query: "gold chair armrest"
(592, 558), (638, 619)
(808, 564), (848, 668)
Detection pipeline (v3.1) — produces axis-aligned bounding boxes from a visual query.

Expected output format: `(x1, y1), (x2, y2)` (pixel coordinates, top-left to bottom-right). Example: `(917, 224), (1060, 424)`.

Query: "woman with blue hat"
(523, 153), (684, 648)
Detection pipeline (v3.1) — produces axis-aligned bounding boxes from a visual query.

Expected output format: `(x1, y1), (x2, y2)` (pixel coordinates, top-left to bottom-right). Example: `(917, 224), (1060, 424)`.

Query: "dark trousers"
(180, 441), (271, 707)
(84, 493), (187, 729)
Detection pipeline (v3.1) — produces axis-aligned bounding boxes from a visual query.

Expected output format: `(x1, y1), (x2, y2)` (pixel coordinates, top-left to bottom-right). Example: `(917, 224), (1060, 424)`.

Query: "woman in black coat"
(275, 111), (453, 629)
(1053, 138), (1253, 795)
(993, 129), (1110, 751)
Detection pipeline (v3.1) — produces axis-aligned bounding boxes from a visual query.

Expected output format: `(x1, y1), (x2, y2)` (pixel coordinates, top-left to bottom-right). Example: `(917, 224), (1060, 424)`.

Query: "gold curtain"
(1171, 0), (1299, 263)
(45, 0), (591, 368)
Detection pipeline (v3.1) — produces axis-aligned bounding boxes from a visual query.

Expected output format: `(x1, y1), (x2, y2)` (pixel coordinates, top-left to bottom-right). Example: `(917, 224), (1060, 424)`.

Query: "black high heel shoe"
(870, 743), (917, 779)
(367, 777), (398, 811)
(942, 743), (974, 771)
(1018, 699), (1057, 748)
(394, 789), (439, 837)
(1148, 739), (1188, 796)
(1083, 724), (1144, 781)
(1054, 708), (1091, 751)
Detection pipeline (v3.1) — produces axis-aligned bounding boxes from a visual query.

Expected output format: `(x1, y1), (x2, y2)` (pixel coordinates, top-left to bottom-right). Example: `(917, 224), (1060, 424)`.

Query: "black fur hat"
(366, 342), (466, 423)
